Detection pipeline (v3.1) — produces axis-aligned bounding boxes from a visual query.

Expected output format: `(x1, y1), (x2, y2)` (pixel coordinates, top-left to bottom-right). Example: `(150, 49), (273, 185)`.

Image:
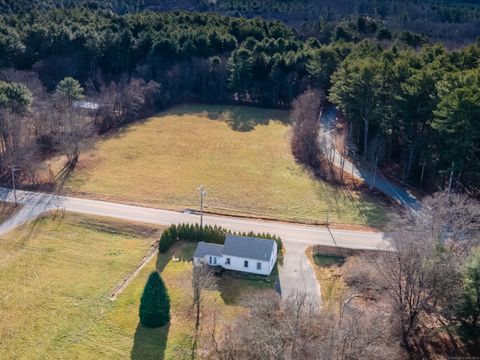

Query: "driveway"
(277, 241), (321, 306)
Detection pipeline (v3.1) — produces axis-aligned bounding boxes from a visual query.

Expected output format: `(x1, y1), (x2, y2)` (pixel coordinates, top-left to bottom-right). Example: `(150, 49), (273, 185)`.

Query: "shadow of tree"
(221, 108), (270, 132)
(169, 103), (289, 132)
(155, 241), (195, 273)
(131, 322), (169, 360)
(53, 161), (77, 191)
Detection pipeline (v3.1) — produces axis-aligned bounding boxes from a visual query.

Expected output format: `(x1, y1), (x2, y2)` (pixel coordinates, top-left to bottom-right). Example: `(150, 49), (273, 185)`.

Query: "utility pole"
(198, 185), (207, 228)
(11, 165), (19, 206)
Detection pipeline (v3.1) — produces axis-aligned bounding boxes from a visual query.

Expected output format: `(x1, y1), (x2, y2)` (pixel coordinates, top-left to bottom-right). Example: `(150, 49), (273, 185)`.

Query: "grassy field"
(64, 104), (390, 228)
(0, 213), (275, 359)
(0, 214), (161, 359)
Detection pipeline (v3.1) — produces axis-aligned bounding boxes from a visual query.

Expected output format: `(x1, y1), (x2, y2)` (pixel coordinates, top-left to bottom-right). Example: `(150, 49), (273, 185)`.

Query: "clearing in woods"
(63, 104), (390, 227)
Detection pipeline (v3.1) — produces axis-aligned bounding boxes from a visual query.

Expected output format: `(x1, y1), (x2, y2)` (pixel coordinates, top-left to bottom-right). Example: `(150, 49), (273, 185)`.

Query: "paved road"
(0, 187), (387, 304)
(321, 107), (420, 211)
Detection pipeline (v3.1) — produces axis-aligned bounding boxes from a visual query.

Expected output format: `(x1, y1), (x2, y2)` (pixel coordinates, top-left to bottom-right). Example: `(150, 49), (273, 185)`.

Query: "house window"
(209, 256), (213, 265)
(257, 262), (262, 270)
(244, 260), (249, 268)
(225, 258), (230, 265)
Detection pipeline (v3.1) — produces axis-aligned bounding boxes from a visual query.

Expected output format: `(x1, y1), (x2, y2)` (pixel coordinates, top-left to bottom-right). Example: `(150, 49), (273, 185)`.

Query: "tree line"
(158, 222), (282, 253)
(328, 42), (480, 193)
(0, 7), (478, 193)
(4, 0), (478, 45)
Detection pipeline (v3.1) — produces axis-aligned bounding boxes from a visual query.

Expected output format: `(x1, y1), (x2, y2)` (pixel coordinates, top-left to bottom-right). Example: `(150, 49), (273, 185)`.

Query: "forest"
(0, 2), (479, 193)
(2, 0), (480, 45)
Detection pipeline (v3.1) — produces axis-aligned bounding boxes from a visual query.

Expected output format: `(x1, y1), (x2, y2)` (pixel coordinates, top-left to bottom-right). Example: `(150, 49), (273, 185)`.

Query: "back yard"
(61, 104), (390, 228)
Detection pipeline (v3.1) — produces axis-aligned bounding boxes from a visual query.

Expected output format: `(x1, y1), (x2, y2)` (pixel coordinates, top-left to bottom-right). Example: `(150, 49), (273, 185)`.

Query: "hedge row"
(158, 223), (283, 253)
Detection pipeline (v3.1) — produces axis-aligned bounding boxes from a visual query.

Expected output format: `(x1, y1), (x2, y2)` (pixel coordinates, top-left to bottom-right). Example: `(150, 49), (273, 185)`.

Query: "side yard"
(306, 246), (346, 306)
(0, 214), (161, 359)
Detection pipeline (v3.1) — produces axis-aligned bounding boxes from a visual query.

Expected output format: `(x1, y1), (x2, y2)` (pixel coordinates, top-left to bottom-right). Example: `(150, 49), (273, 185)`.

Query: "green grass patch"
(313, 254), (345, 267)
(308, 249), (346, 306)
(65, 103), (390, 228)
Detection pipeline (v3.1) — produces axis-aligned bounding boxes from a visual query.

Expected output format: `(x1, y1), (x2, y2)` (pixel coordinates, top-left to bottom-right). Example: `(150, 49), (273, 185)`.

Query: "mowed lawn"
(0, 214), (161, 359)
(67, 104), (389, 227)
(0, 213), (272, 359)
(129, 242), (276, 360)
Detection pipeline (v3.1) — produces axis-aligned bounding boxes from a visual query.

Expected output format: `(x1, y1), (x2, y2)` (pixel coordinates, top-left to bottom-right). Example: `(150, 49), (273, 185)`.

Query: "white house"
(193, 235), (278, 276)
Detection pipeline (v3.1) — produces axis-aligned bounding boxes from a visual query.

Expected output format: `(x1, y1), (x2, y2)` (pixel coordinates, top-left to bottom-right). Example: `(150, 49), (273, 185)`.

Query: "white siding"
(193, 255), (224, 267)
(267, 242), (278, 274)
(194, 241), (278, 276)
(222, 255), (272, 275)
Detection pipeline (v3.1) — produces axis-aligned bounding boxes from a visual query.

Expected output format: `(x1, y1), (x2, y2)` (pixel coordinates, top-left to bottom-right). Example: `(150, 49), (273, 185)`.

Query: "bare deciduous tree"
(210, 290), (395, 360)
(420, 191), (480, 256)
(94, 77), (160, 133)
(364, 190), (480, 351)
(52, 102), (94, 168)
(191, 265), (215, 331)
(290, 89), (324, 170)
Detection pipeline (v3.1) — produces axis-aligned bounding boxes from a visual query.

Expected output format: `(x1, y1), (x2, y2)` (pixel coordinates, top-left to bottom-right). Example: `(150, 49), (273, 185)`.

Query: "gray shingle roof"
(222, 235), (275, 261)
(193, 242), (224, 258)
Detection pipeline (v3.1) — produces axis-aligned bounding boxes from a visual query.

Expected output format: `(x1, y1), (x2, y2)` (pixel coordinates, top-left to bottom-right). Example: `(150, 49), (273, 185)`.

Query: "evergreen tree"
(54, 77), (84, 106)
(139, 271), (170, 328)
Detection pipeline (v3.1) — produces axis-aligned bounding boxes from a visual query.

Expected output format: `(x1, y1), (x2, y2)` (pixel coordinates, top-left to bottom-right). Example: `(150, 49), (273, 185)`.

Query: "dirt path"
(108, 240), (159, 301)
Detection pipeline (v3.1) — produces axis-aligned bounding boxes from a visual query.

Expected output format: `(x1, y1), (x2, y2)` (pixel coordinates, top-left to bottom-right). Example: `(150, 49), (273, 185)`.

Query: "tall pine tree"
(139, 271), (170, 328)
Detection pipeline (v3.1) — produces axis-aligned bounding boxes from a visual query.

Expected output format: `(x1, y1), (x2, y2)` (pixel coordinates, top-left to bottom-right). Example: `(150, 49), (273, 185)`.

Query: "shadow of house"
(217, 262), (280, 305)
(131, 322), (169, 360)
